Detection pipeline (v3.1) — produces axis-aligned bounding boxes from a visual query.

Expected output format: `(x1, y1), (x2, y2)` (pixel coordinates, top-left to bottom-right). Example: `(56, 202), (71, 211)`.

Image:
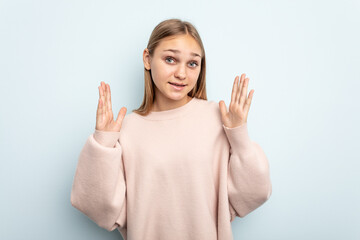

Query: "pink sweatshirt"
(70, 97), (272, 240)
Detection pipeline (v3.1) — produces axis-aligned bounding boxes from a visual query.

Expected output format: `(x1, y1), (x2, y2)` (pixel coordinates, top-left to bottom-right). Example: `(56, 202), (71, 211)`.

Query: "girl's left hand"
(219, 73), (254, 128)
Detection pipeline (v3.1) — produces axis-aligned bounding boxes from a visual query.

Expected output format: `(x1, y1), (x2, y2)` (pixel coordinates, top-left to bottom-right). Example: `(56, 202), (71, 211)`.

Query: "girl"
(71, 18), (272, 240)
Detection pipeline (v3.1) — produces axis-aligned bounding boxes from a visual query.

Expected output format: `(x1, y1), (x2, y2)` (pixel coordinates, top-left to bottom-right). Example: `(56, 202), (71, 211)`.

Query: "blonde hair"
(133, 18), (207, 116)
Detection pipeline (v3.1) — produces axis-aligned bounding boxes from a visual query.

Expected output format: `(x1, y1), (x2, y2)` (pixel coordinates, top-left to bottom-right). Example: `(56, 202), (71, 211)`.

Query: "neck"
(152, 95), (192, 112)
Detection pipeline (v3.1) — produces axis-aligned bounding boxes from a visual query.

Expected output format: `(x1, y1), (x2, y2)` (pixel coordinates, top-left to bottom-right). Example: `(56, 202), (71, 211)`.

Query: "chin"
(166, 93), (189, 101)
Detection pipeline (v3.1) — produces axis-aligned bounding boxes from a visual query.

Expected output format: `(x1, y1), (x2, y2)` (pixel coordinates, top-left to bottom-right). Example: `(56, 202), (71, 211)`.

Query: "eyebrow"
(163, 49), (201, 58)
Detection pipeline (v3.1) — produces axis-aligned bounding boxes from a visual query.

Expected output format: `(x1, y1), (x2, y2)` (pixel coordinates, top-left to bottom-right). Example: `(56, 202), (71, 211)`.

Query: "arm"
(223, 123), (272, 221)
(70, 130), (126, 231)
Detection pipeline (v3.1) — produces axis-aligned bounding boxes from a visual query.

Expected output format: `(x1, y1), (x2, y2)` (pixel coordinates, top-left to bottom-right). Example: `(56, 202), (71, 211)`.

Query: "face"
(143, 34), (202, 104)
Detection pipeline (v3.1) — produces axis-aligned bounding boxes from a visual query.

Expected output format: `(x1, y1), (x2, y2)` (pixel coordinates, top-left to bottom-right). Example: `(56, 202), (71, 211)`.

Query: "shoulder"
(193, 97), (221, 114)
(118, 111), (142, 140)
(122, 111), (139, 124)
(193, 97), (223, 125)
(120, 111), (138, 129)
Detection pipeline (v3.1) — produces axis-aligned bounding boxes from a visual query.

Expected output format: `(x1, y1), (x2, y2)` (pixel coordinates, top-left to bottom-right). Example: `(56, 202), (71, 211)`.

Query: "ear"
(143, 48), (151, 70)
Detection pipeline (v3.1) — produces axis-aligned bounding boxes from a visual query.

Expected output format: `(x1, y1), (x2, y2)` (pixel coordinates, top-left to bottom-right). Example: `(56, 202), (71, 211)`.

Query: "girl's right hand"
(96, 81), (127, 132)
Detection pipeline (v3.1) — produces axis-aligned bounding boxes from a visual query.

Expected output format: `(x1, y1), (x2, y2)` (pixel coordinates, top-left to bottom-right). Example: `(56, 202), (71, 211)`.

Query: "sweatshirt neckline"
(136, 97), (198, 121)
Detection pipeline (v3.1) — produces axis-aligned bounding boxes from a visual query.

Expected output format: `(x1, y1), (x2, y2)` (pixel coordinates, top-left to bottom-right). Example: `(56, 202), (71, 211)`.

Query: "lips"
(169, 82), (186, 87)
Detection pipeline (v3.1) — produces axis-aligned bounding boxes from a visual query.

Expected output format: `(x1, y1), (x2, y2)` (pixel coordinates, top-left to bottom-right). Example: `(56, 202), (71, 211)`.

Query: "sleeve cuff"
(93, 129), (121, 148)
(222, 122), (253, 152)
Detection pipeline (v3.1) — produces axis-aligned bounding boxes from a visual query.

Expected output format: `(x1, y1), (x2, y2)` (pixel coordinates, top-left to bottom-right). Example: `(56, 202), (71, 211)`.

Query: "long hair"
(133, 18), (207, 116)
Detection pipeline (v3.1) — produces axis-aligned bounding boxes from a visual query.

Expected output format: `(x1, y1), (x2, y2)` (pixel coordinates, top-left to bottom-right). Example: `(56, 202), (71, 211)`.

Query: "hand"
(96, 81), (127, 132)
(219, 73), (254, 128)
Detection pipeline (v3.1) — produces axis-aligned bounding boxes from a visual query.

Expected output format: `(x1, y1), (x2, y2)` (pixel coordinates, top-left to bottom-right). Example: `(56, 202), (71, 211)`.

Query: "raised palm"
(219, 73), (254, 128)
(96, 81), (127, 132)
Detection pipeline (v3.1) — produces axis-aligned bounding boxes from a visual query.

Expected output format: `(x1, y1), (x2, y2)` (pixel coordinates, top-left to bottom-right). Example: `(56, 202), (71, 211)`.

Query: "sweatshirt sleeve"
(222, 123), (272, 222)
(70, 130), (127, 232)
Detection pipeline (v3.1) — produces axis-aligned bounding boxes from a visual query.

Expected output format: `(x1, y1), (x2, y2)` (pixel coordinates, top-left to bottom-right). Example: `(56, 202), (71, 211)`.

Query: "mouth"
(169, 82), (187, 90)
(169, 82), (187, 87)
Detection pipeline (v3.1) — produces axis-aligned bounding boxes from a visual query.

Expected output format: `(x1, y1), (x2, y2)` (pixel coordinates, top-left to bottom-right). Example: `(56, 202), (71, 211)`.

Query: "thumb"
(115, 107), (127, 126)
(219, 100), (227, 119)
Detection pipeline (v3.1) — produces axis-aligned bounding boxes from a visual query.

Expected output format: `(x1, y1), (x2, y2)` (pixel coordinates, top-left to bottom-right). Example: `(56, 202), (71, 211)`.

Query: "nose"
(174, 63), (186, 80)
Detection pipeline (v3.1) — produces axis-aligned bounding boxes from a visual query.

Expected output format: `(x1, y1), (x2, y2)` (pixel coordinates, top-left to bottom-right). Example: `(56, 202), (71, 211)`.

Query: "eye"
(165, 57), (175, 63)
(189, 61), (199, 68)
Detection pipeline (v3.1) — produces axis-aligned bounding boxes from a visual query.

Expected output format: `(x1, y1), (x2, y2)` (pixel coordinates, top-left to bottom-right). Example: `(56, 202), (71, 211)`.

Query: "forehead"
(155, 34), (202, 56)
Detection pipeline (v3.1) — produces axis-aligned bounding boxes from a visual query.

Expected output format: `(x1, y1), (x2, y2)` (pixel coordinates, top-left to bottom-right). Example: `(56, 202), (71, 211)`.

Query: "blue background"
(1, 0), (359, 239)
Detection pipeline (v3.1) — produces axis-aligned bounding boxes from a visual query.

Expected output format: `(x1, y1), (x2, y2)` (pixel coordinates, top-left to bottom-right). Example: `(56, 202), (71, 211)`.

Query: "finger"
(218, 100), (227, 120)
(103, 82), (107, 110)
(96, 98), (104, 130)
(243, 89), (254, 115)
(101, 82), (106, 116)
(97, 86), (103, 116)
(107, 84), (113, 120)
(107, 84), (112, 112)
(239, 77), (249, 107)
(236, 74), (245, 104)
(231, 76), (239, 105)
(115, 107), (127, 126)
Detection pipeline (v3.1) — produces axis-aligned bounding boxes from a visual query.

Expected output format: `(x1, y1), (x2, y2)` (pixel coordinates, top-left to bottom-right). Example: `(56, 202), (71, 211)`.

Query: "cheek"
(189, 70), (201, 83)
(152, 62), (173, 81)
(159, 63), (174, 76)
